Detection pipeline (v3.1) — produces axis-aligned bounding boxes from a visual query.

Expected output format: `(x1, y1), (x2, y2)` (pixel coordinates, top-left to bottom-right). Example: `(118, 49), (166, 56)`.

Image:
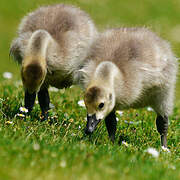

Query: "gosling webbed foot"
(40, 111), (49, 122)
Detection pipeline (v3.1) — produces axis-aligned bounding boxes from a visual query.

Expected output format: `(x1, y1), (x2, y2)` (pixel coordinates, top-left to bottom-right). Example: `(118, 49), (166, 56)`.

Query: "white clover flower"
(3, 72), (13, 79)
(19, 107), (28, 113)
(122, 141), (129, 147)
(49, 87), (59, 92)
(59, 160), (66, 168)
(16, 113), (25, 118)
(116, 110), (123, 116)
(147, 107), (154, 111)
(146, 147), (159, 158)
(161, 146), (170, 153)
(78, 100), (85, 107)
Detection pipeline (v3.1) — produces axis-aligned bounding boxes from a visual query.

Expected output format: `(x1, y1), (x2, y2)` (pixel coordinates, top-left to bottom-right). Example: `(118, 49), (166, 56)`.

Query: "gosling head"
(21, 56), (47, 94)
(84, 86), (115, 134)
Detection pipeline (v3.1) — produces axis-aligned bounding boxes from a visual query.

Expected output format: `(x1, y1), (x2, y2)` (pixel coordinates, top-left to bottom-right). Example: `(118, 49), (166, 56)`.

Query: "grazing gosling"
(10, 4), (98, 120)
(80, 28), (178, 147)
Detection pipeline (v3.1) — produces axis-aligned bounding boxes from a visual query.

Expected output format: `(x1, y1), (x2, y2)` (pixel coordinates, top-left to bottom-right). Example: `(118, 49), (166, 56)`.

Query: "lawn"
(0, 0), (179, 180)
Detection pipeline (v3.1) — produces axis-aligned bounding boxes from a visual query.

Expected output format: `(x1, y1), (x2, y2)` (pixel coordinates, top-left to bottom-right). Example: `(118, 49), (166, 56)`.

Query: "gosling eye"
(98, 102), (104, 109)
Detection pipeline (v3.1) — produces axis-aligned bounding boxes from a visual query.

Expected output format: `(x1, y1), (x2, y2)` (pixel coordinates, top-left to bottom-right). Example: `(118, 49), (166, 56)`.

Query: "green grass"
(0, 0), (180, 179)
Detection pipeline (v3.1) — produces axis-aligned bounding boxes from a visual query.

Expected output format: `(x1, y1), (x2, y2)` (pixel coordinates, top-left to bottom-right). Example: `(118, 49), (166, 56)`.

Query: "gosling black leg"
(38, 88), (50, 121)
(25, 91), (36, 113)
(156, 115), (168, 147)
(105, 111), (117, 143)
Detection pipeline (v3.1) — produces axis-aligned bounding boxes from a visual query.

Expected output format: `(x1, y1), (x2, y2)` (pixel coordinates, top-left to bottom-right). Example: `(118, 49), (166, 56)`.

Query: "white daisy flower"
(49, 87), (59, 92)
(3, 72), (13, 79)
(146, 147), (159, 158)
(124, 120), (134, 124)
(59, 160), (66, 168)
(19, 107), (28, 113)
(116, 110), (123, 116)
(33, 143), (40, 151)
(6, 121), (13, 124)
(16, 113), (25, 118)
(147, 107), (154, 111)
(161, 146), (170, 153)
(122, 141), (129, 147)
(78, 100), (85, 107)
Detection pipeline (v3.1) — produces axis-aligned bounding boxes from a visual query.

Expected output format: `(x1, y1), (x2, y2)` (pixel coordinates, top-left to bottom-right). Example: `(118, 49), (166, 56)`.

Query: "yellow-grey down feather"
(10, 4), (98, 90)
(81, 28), (178, 116)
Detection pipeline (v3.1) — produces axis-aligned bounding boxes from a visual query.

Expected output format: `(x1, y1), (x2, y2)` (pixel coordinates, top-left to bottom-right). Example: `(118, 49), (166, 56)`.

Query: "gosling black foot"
(156, 115), (168, 147)
(38, 88), (50, 121)
(105, 111), (117, 143)
(40, 111), (49, 122)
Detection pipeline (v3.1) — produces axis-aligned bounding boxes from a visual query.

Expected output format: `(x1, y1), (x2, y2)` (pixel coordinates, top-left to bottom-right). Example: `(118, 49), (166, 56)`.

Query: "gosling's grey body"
(11, 4), (98, 88)
(10, 4), (98, 120)
(81, 28), (178, 146)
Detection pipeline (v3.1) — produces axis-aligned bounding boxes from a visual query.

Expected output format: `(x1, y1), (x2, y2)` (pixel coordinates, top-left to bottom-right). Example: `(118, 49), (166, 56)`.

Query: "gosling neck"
(92, 61), (121, 91)
(28, 30), (51, 57)
(22, 30), (53, 93)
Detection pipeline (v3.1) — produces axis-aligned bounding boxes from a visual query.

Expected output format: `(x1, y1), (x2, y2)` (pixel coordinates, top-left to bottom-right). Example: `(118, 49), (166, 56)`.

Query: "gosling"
(10, 4), (98, 120)
(80, 28), (178, 147)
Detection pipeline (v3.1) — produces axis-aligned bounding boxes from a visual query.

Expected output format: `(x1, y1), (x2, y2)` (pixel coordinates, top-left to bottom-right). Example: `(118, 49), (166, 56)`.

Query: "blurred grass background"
(0, 0), (180, 98)
(0, 1), (179, 179)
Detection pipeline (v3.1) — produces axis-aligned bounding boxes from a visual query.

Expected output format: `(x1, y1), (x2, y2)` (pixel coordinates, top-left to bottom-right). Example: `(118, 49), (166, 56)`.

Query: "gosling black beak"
(85, 114), (101, 135)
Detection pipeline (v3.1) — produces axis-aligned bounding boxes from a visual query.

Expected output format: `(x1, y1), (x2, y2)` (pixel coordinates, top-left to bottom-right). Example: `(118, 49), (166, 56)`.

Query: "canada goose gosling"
(10, 4), (98, 121)
(82, 28), (177, 147)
